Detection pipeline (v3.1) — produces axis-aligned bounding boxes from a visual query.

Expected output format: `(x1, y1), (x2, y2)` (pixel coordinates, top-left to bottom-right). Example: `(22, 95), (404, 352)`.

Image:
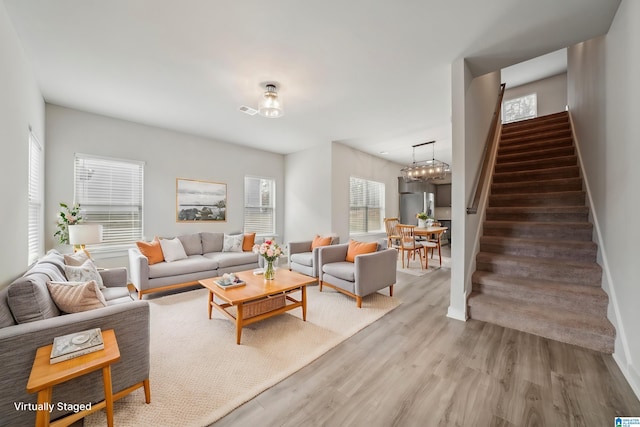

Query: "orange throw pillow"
(311, 235), (332, 250)
(345, 240), (378, 262)
(136, 237), (164, 265)
(243, 232), (256, 252)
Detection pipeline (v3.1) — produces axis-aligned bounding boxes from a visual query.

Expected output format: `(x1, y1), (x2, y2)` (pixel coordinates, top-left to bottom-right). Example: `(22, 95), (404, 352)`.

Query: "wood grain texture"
(211, 256), (640, 426)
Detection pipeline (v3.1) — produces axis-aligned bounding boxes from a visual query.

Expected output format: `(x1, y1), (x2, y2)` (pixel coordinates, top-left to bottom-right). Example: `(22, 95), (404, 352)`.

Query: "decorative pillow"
(64, 259), (105, 289)
(136, 237), (165, 265)
(242, 233), (256, 252)
(223, 234), (244, 252)
(47, 280), (107, 313)
(311, 235), (332, 250)
(159, 237), (188, 262)
(64, 249), (91, 266)
(345, 240), (378, 263)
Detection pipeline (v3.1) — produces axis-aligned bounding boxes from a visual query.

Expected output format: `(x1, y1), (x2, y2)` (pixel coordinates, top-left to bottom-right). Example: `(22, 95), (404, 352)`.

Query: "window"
(28, 131), (44, 265)
(503, 93), (537, 123)
(244, 176), (276, 235)
(349, 177), (385, 233)
(74, 154), (144, 249)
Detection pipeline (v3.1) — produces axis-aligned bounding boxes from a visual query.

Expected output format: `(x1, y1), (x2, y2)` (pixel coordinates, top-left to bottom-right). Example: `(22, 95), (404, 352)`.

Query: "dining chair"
(384, 217), (400, 249)
(426, 225), (444, 266)
(394, 224), (428, 269)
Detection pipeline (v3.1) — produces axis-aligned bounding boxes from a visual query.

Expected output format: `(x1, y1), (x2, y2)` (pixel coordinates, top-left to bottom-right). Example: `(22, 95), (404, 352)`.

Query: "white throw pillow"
(222, 234), (244, 252)
(159, 237), (188, 262)
(64, 259), (105, 289)
(47, 280), (107, 313)
(64, 249), (91, 266)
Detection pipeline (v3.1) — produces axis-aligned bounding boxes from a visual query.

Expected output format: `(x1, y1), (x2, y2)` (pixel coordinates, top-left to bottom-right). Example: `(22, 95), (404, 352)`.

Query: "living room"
(2, 1), (640, 426)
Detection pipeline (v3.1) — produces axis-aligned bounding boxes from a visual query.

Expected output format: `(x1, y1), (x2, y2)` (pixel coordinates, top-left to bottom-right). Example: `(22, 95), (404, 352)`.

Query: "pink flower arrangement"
(252, 239), (282, 262)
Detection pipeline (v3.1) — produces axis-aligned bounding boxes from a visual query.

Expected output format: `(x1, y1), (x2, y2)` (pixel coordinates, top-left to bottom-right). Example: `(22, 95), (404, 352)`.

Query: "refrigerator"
(399, 192), (435, 225)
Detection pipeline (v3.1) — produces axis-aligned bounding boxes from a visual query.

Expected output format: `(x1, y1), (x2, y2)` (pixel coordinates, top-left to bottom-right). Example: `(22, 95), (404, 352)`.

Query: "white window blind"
(244, 176), (275, 234)
(74, 154), (144, 248)
(28, 132), (44, 265)
(349, 177), (385, 233)
(503, 93), (537, 123)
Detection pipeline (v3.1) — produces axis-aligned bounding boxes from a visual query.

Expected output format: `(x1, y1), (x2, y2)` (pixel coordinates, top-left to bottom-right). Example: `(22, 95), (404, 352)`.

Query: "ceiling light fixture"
(258, 83), (284, 118)
(400, 140), (450, 183)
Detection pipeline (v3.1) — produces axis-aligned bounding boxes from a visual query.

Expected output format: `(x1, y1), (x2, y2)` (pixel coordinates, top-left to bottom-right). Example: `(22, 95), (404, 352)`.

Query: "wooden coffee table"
(199, 269), (316, 344)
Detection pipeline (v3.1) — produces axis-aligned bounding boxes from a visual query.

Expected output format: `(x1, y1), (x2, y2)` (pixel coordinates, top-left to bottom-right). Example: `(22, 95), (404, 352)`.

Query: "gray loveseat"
(129, 232), (259, 299)
(0, 250), (150, 427)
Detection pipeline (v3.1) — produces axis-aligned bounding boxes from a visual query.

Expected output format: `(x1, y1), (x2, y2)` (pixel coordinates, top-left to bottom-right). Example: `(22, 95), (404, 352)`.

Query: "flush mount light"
(258, 83), (284, 118)
(400, 140), (450, 183)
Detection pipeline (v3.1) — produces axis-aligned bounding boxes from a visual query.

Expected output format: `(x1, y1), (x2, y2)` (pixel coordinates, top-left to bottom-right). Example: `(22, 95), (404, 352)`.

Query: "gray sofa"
(0, 250), (150, 427)
(287, 236), (340, 278)
(318, 243), (397, 308)
(129, 232), (260, 299)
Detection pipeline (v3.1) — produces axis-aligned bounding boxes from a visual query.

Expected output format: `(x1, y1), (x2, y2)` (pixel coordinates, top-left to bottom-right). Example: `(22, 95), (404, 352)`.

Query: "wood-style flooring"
(211, 253), (640, 427)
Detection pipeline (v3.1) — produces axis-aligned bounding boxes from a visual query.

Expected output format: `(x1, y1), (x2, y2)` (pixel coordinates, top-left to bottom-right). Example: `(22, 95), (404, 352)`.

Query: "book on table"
(50, 328), (104, 364)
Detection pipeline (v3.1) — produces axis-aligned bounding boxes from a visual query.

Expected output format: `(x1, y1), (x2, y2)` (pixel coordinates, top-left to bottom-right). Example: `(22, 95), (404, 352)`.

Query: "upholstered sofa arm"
(287, 240), (312, 266)
(317, 244), (349, 280)
(354, 248), (398, 297)
(128, 248), (150, 293)
(0, 301), (150, 426)
(99, 267), (128, 288)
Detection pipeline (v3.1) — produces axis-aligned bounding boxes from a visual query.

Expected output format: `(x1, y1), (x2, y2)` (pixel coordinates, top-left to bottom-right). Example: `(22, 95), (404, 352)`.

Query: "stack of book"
(50, 328), (104, 364)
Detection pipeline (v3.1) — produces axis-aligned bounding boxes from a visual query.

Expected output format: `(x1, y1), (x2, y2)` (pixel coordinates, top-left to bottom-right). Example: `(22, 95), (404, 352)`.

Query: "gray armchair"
(287, 236), (339, 278)
(317, 243), (397, 308)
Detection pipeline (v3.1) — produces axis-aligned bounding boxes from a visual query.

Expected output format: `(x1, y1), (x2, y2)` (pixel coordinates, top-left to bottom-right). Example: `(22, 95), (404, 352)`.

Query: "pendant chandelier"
(400, 140), (450, 183)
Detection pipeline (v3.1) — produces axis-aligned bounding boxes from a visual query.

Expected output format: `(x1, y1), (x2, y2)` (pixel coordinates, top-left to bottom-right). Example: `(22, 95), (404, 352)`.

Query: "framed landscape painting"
(176, 178), (227, 222)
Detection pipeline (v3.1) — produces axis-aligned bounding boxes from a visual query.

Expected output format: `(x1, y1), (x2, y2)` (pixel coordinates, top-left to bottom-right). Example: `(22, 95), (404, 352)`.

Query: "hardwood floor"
(211, 256), (640, 426)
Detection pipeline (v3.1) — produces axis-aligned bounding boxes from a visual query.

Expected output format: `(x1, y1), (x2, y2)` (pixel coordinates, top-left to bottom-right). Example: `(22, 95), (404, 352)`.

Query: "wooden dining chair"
(384, 217), (400, 249)
(426, 226), (444, 266)
(394, 224), (427, 269)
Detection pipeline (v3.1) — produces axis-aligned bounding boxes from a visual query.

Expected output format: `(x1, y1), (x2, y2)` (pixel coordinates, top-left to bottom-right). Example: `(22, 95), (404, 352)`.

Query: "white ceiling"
(4, 0), (619, 166)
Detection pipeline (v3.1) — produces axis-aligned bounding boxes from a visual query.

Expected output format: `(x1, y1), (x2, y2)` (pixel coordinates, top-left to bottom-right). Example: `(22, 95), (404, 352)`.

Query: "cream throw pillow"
(64, 259), (105, 289)
(159, 237), (188, 262)
(222, 234), (244, 252)
(64, 249), (91, 266)
(47, 280), (107, 313)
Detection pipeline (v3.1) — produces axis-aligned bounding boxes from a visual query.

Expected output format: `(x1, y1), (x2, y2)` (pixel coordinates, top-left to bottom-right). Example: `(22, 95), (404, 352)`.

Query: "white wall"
(568, 0), (640, 397)
(450, 58), (501, 320)
(0, 3), (45, 287)
(284, 142), (333, 243)
(331, 142), (402, 244)
(45, 105), (285, 267)
(504, 73), (568, 117)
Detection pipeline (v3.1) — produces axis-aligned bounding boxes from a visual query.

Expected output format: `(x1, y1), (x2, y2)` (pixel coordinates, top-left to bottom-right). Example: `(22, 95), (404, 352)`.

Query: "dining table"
(414, 226), (448, 266)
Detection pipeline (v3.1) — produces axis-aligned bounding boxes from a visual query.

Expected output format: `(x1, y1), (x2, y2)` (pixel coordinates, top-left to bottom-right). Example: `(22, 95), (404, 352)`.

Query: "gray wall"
(0, 3), (45, 287)
(504, 72), (568, 117)
(568, 0), (640, 396)
(45, 105), (285, 267)
(450, 58), (501, 320)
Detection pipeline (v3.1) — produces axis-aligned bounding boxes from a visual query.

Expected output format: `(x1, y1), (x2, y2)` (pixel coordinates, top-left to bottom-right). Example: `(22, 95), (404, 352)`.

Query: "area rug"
(396, 254), (451, 276)
(85, 285), (400, 426)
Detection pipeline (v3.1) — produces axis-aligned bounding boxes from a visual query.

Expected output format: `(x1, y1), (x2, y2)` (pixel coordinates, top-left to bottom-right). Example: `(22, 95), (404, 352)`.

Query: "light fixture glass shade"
(258, 84), (284, 118)
(400, 141), (450, 183)
(68, 224), (103, 246)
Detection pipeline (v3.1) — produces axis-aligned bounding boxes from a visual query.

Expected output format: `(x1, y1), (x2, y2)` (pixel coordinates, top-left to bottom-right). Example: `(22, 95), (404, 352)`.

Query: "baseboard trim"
(613, 353), (640, 401)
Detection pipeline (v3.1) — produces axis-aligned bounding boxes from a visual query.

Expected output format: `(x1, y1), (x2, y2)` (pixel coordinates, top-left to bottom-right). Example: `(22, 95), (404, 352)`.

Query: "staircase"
(467, 111), (615, 353)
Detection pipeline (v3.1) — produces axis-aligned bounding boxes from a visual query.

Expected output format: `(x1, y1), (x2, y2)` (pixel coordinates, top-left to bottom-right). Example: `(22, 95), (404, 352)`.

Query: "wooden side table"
(26, 329), (121, 427)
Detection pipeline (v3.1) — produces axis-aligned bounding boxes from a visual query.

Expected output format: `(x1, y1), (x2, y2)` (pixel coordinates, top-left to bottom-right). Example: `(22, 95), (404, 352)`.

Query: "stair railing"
(467, 83), (506, 214)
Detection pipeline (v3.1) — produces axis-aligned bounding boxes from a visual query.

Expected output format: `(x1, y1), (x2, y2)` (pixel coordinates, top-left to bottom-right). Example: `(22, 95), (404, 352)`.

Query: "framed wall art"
(176, 178), (227, 222)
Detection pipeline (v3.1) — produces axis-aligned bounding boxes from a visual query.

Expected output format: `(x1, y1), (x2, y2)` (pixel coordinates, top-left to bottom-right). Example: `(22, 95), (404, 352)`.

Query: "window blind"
(74, 154), (144, 247)
(349, 177), (385, 233)
(28, 132), (44, 265)
(244, 176), (275, 234)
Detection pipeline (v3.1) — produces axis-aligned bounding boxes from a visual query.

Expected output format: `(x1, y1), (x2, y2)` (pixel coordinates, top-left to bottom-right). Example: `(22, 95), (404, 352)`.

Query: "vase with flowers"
(252, 239), (282, 280)
(54, 202), (82, 244)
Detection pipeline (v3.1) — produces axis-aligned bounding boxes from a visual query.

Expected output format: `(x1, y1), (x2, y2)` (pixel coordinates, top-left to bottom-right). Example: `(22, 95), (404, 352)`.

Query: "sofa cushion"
(160, 237), (188, 262)
(311, 235), (332, 250)
(201, 232), (224, 253)
(148, 255), (217, 279)
(64, 259), (105, 289)
(0, 289), (16, 327)
(177, 233), (203, 256)
(7, 272), (61, 323)
(322, 262), (355, 282)
(291, 252), (313, 267)
(203, 252), (258, 268)
(63, 249), (91, 266)
(243, 232), (256, 252)
(345, 240), (378, 262)
(136, 237), (165, 265)
(222, 234), (244, 252)
(101, 287), (134, 304)
(47, 280), (107, 313)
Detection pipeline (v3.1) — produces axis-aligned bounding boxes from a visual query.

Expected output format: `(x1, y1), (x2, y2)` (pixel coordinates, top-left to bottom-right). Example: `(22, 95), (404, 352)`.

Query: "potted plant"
(416, 212), (429, 228)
